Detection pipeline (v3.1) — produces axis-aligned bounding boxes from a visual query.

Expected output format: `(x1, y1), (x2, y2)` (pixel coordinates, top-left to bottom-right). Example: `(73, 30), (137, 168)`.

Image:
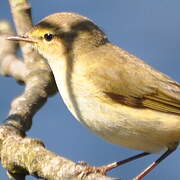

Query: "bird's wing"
(105, 82), (180, 114)
(86, 45), (180, 114)
(142, 81), (180, 114)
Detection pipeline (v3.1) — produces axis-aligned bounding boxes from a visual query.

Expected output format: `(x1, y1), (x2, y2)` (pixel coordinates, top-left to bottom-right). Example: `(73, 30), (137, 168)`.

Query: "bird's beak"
(7, 35), (36, 43)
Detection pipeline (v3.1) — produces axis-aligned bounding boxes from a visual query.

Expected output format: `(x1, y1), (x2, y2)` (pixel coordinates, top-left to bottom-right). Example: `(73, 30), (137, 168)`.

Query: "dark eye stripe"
(44, 33), (54, 41)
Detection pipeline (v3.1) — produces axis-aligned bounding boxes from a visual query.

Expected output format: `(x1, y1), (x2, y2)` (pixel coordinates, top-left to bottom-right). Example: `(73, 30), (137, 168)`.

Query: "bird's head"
(8, 12), (108, 62)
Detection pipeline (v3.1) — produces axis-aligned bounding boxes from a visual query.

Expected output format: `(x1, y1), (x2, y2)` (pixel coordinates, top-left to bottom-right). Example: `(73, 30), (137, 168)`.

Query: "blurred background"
(0, 0), (180, 180)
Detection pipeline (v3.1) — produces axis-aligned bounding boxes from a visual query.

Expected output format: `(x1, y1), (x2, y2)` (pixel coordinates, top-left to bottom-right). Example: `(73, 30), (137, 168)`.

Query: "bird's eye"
(43, 33), (54, 41)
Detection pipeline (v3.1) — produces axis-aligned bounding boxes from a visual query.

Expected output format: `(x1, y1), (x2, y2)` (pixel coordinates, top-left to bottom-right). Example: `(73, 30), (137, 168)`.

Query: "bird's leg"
(133, 148), (177, 180)
(76, 152), (150, 177)
(96, 152), (150, 174)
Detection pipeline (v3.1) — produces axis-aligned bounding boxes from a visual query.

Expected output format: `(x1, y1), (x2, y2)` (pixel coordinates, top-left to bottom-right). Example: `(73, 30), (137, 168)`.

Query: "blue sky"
(0, 1), (180, 180)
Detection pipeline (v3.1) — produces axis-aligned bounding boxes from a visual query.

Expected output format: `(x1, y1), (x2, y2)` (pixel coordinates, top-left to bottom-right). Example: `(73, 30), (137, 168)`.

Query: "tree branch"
(0, 21), (27, 82)
(0, 125), (114, 180)
(6, 0), (57, 132)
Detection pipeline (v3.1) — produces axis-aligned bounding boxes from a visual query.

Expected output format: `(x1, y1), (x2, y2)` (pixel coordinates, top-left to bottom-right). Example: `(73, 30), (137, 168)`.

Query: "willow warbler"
(8, 12), (180, 180)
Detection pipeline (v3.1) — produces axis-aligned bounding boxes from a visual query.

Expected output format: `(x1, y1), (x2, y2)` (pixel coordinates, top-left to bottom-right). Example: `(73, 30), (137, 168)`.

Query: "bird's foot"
(76, 160), (120, 176)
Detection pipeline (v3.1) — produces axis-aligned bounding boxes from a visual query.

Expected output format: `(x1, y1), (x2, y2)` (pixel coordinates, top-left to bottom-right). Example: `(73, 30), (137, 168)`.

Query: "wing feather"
(84, 44), (180, 114)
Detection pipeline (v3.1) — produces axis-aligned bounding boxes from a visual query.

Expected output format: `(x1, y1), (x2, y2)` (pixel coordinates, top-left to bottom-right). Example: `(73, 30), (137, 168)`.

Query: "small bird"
(8, 12), (180, 180)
